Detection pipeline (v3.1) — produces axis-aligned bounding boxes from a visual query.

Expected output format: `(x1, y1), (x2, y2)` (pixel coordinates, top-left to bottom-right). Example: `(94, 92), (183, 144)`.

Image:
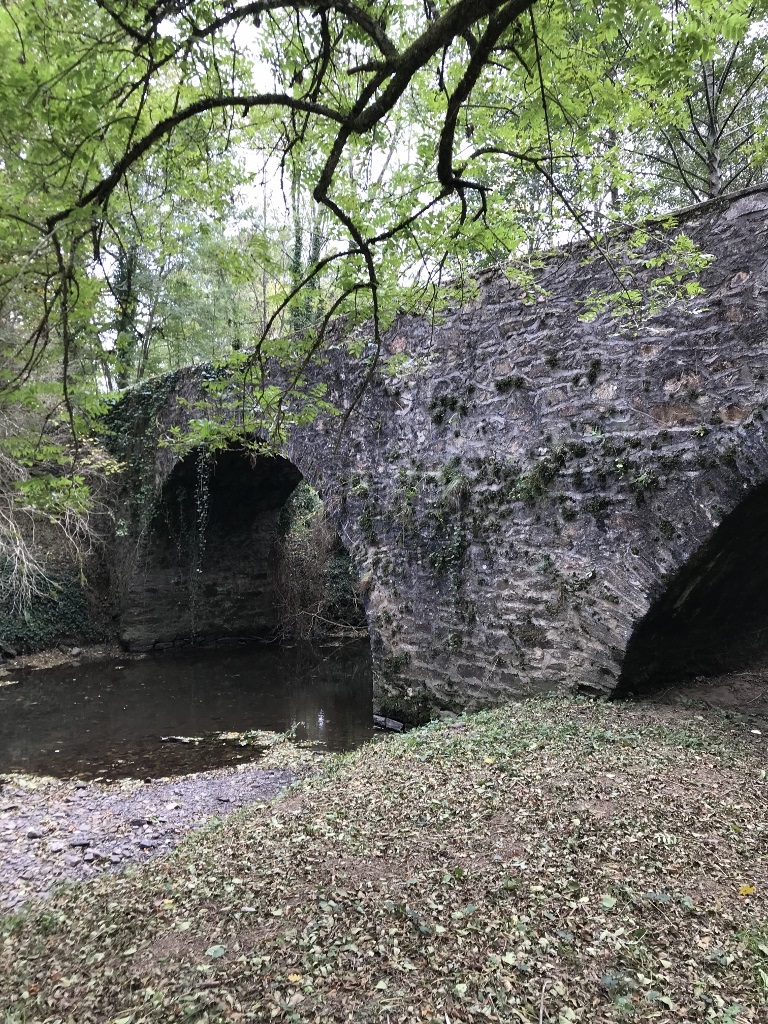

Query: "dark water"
(0, 641), (373, 780)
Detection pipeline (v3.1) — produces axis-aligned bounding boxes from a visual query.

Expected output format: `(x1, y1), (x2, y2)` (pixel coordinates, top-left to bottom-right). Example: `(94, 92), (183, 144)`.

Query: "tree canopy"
(0, 0), (767, 588)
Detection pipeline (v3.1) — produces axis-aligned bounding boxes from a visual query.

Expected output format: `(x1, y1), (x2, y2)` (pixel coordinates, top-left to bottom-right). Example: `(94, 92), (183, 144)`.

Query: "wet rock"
(69, 837), (91, 848)
(373, 715), (405, 732)
(137, 839), (157, 849)
(26, 829), (42, 839)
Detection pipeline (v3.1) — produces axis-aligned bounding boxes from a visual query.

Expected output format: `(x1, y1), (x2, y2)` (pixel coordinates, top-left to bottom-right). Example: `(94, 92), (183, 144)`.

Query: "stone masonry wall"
(117, 190), (768, 719)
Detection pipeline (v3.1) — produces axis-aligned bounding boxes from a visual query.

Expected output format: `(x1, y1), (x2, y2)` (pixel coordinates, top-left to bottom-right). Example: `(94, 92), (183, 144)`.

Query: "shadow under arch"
(119, 447), (368, 652)
(615, 480), (768, 697)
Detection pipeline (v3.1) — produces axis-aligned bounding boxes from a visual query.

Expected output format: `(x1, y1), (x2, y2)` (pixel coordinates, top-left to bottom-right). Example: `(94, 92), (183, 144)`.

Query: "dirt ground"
(0, 642), (141, 673)
(620, 665), (768, 736)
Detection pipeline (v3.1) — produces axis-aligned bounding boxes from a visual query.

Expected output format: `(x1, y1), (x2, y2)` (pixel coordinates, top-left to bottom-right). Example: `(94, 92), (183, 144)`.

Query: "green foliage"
(494, 375), (525, 393)
(0, 564), (101, 651)
(427, 528), (470, 578)
(428, 394), (468, 427)
(740, 924), (768, 1002)
(580, 230), (714, 326)
(276, 482), (364, 640)
(0, 0), (764, 532)
(102, 371), (183, 523)
(511, 444), (569, 503)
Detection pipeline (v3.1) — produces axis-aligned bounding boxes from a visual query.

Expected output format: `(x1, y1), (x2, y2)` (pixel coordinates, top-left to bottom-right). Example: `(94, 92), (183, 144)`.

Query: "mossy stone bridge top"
(114, 189), (768, 718)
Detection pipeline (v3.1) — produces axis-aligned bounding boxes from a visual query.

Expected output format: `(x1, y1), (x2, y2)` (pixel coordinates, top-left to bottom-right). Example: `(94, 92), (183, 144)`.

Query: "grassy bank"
(1, 698), (766, 1023)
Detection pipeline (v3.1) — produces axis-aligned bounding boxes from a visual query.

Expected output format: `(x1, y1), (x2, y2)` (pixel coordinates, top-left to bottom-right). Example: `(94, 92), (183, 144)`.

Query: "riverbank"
(0, 642), (136, 674)
(0, 734), (322, 911)
(1, 697), (766, 1022)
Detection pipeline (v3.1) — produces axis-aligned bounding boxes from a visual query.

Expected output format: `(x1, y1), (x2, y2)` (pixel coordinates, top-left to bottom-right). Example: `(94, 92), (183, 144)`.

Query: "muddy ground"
(620, 665), (768, 733)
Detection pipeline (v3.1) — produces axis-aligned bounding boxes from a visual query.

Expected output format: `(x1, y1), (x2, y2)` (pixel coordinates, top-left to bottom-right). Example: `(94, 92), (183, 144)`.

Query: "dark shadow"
(146, 450), (304, 644)
(122, 448), (367, 653)
(120, 450), (303, 647)
(616, 481), (768, 696)
(162, 450), (302, 538)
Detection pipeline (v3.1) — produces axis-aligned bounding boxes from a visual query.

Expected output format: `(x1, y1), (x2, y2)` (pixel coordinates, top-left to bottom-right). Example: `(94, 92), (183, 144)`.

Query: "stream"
(0, 640), (373, 780)
(0, 640), (374, 908)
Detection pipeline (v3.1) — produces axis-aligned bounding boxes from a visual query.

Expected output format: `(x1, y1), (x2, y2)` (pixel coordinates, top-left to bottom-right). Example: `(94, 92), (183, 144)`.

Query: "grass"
(0, 697), (766, 1023)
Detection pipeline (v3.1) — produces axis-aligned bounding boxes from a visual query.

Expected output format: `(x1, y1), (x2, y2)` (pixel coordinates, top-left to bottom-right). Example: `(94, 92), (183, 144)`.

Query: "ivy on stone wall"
(276, 482), (364, 640)
(0, 564), (101, 651)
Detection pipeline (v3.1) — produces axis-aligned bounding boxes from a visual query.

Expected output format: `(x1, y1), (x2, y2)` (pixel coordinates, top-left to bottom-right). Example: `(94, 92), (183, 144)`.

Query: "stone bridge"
(112, 189), (768, 720)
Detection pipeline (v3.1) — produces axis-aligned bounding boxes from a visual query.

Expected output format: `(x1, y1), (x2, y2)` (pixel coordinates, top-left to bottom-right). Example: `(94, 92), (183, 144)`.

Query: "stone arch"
(109, 191), (768, 717)
(616, 466), (768, 696)
(118, 445), (368, 652)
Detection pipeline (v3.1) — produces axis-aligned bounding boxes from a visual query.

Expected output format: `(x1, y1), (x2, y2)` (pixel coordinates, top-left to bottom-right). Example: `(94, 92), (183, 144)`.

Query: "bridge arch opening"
(616, 481), (768, 698)
(120, 448), (368, 651)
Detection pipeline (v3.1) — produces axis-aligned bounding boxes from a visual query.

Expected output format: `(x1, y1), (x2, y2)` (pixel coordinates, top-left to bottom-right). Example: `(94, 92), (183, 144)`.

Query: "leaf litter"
(0, 696), (766, 1022)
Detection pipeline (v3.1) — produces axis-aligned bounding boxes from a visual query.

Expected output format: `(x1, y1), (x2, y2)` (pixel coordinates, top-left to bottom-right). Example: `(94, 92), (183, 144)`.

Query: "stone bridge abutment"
(111, 190), (768, 719)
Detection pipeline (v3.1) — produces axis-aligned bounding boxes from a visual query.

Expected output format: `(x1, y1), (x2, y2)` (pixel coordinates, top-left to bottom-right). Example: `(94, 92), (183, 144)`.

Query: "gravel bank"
(0, 763), (295, 910)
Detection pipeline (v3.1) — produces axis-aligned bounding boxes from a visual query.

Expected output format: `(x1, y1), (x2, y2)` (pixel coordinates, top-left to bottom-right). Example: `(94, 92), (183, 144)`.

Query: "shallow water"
(0, 641), (373, 779)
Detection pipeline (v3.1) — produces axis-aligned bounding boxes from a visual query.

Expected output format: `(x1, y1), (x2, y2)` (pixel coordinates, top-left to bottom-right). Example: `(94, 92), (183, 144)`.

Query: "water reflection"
(0, 641), (373, 779)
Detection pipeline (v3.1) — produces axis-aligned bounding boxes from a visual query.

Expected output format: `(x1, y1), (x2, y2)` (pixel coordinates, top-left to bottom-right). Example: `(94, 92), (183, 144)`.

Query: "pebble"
(1, 765), (295, 909)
